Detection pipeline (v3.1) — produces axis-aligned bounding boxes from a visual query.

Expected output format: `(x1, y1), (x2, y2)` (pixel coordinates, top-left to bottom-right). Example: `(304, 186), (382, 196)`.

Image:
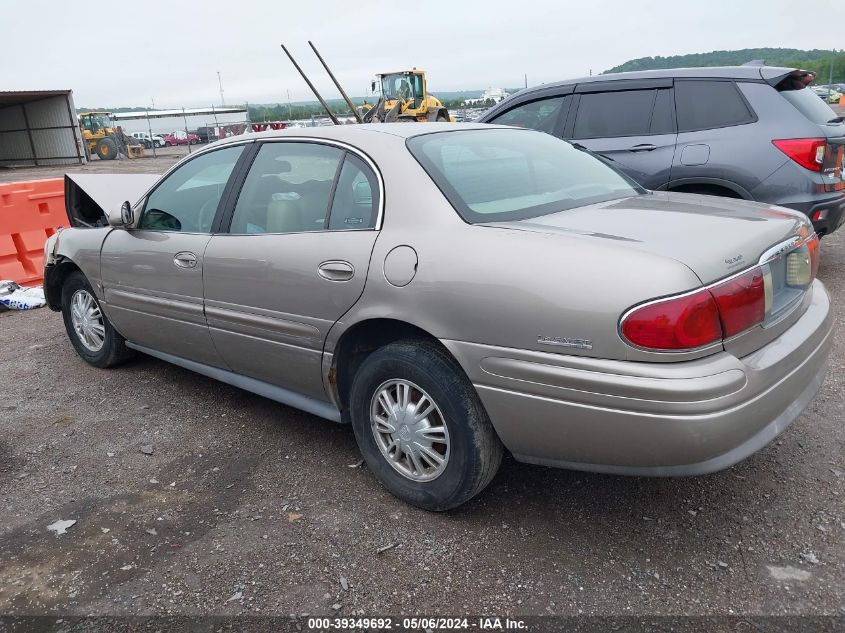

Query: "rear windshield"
(779, 87), (840, 125)
(406, 129), (643, 223)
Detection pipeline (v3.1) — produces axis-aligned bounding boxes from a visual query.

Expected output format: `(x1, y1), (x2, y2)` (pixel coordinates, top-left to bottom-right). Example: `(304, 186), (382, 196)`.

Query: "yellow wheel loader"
(78, 112), (143, 160)
(362, 70), (451, 123)
(281, 43), (452, 125)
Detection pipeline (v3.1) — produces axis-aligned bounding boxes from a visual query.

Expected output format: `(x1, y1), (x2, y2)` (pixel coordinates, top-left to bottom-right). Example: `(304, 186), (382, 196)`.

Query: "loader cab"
(80, 112), (115, 137)
(379, 71), (426, 110)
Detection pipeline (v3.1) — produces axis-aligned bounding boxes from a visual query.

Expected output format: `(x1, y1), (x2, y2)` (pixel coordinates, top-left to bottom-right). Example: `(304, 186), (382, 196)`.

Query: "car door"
(202, 140), (382, 399)
(100, 143), (248, 367)
(669, 79), (759, 193)
(565, 82), (677, 189)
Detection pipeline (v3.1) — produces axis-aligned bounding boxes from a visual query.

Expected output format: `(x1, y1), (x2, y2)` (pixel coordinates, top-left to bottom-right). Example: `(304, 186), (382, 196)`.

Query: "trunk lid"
(484, 191), (810, 284)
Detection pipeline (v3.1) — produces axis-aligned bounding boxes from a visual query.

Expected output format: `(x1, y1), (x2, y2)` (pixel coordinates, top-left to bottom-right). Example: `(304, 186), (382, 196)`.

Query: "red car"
(162, 132), (200, 146)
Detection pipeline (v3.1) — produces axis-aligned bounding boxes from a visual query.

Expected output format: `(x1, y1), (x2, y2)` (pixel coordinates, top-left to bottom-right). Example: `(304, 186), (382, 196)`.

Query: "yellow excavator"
(78, 111), (143, 160)
(282, 43), (452, 124)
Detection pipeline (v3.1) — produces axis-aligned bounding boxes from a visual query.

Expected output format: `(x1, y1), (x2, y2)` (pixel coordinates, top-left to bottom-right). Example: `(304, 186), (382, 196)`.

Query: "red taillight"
(621, 289), (722, 350)
(709, 268), (765, 337)
(772, 138), (826, 172)
(621, 269), (769, 351)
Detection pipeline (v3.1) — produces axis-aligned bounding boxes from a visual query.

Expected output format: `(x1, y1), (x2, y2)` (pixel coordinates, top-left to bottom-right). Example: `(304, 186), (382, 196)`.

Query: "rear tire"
(95, 138), (117, 160)
(349, 341), (503, 511)
(61, 271), (134, 368)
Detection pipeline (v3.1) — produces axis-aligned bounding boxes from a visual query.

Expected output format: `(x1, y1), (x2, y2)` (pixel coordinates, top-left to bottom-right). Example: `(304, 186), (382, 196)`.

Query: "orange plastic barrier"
(0, 178), (69, 286)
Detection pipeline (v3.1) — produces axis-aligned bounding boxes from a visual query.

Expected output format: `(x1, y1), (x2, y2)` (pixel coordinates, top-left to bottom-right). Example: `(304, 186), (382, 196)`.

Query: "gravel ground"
(0, 234), (843, 622)
(0, 146), (188, 183)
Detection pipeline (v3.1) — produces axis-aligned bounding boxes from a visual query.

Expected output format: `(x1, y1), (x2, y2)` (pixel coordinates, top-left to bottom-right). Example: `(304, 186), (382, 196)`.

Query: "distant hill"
(604, 48), (840, 75)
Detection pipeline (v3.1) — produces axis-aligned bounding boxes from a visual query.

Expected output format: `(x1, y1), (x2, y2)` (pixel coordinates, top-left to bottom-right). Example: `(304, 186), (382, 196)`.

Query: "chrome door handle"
(318, 260), (354, 281)
(628, 143), (657, 152)
(173, 251), (198, 269)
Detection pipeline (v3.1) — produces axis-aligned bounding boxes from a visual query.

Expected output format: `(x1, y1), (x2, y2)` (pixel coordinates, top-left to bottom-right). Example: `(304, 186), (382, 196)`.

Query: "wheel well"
(332, 319), (444, 415)
(668, 183), (743, 199)
(44, 259), (81, 311)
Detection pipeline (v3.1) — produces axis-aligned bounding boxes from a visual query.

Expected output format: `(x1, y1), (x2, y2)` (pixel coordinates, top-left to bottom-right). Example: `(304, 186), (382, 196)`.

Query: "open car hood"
(64, 173), (160, 227)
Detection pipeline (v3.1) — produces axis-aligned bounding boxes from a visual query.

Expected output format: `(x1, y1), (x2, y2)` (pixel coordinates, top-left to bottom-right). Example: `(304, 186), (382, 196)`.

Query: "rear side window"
(573, 90), (658, 138)
(675, 80), (754, 132)
(490, 96), (569, 134)
(779, 87), (840, 125)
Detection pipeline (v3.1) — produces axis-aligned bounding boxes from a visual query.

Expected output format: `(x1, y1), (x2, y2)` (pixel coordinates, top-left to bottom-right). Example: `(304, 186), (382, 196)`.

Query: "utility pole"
(524, 74), (527, 89)
(287, 89), (292, 120)
(217, 71), (225, 106)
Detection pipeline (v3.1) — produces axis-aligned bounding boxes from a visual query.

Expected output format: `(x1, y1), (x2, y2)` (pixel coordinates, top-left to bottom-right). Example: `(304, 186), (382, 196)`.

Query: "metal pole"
(183, 107), (191, 155)
(217, 71), (225, 106)
(281, 44), (340, 125)
(829, 61), (834, 102)
(308, 41), (362, 123)
(146, 110), (157, 158)
(65, 93), (84, 165)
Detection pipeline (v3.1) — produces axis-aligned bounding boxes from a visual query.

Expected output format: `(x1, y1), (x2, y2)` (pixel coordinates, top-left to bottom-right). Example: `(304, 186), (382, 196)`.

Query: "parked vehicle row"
(50, 122), (832, 510)
(479, 66), (845, 236)
(130, 132), (165, 149)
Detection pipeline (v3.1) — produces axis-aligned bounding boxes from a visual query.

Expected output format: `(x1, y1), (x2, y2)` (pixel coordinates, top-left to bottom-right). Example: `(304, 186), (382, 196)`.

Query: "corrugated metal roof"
(0, 90), (71, 107)
(113, 106), (247, 121)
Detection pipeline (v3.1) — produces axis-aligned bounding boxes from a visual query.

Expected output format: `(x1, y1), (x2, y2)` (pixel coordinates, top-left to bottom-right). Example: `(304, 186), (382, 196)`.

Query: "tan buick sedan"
(45, 124), (832, 510)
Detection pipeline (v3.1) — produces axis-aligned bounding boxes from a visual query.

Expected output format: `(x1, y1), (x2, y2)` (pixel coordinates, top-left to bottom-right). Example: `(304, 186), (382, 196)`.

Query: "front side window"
(407, 129), (643, 223)
(229, 142), (379, 234)
(675, 80), (754, 132)
(573, 90), (656, 138)
(139, 145), (244, 232)
(490, 96), (568, 134)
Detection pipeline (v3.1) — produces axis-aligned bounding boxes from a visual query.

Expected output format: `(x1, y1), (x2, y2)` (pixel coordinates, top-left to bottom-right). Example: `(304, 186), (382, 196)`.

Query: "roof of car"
(502, 65), (797, 99)
(209, 122), (501, 147)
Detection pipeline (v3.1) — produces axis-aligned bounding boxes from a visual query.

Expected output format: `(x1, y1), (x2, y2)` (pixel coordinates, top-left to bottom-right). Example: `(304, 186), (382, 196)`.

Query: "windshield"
(779, 87), (840, 125)
(407, 129), (644, 223)
(380, 73), (419, 101)
(83, 115), (112, 130)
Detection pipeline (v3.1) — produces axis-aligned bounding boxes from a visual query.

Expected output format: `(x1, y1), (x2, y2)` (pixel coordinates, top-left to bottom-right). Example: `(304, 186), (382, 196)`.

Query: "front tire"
(61, 271), (134, 368)
(349, 341), (503, 511)
(95, 138), (117, 160)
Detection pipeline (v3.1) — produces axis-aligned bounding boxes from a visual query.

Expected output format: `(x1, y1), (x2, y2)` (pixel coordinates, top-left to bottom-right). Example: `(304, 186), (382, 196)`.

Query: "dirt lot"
(0, 219), (844, 624)
(0, 146), (188, 184)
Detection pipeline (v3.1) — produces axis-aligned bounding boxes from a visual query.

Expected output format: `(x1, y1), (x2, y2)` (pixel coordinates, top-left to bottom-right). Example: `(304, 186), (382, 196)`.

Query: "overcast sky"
(1, 0), (840, 108)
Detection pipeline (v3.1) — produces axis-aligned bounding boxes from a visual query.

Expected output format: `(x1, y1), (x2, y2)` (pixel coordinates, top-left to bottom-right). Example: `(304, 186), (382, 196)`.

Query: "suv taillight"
(621, 236), (819, 351)
(772, 138), (826, 172)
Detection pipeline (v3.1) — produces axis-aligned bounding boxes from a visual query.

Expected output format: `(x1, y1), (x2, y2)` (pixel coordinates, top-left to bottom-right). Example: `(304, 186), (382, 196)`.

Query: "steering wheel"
(197, 198), (218, 231)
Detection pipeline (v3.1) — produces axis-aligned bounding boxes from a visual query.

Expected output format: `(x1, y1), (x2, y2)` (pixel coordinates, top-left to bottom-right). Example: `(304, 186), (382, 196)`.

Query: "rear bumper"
(443, 280), (832, 476)
(782, 191), (845, 236)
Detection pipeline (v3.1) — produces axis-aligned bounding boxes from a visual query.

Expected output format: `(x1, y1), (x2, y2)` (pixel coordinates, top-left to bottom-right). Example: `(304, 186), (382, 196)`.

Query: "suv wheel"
(349, 341), (503, 511)
(61, 271), (134, 368)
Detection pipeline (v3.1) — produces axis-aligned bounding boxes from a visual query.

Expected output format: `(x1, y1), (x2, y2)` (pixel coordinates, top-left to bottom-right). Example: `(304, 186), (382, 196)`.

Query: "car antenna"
(308, 41), (363, 123)
(281, 44), (341, 126)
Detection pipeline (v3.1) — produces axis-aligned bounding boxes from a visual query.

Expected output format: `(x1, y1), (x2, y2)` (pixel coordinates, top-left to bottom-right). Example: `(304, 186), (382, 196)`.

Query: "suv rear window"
(779, 87), (841, 125)
(675, 80), (754, 132)
(407, 129), (643, 223)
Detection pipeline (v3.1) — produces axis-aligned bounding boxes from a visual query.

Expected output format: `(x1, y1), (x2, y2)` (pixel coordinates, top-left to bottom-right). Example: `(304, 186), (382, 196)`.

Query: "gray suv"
(480, 66), (845, 236)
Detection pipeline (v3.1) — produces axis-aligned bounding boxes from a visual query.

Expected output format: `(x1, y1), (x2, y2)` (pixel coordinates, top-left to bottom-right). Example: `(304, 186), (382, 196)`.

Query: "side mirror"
(371, 80), (376, 94)
(107, 200), (134, 227)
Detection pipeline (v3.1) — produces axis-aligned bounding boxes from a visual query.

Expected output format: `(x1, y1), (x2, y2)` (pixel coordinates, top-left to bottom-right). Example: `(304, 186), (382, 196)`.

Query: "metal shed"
(0, 90), (85, 167)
